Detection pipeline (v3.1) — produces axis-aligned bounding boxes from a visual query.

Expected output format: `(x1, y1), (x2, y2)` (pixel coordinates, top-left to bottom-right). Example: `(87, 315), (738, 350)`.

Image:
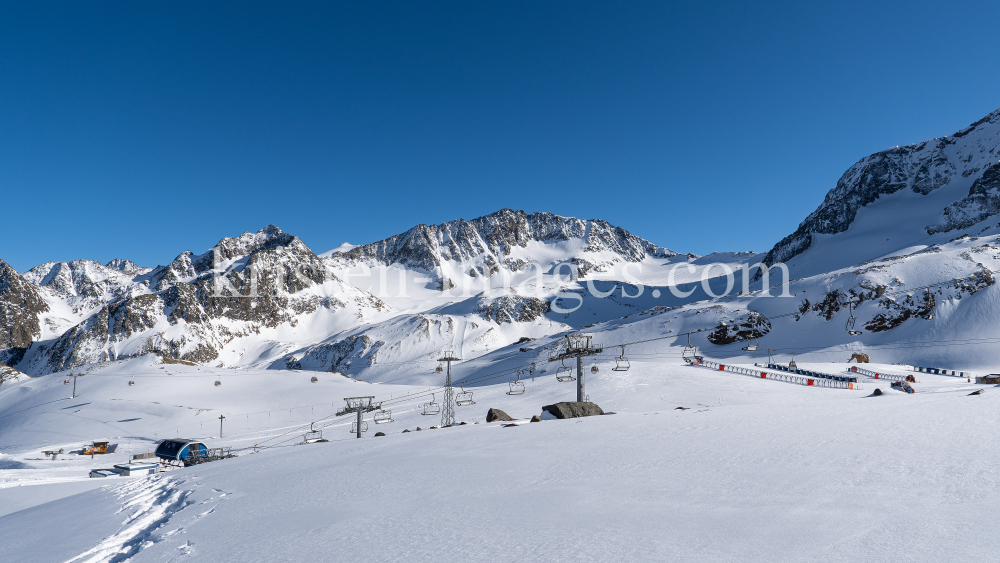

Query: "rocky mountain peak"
(106, 258), (149, 275)
(762, 107), (1000, 268)
(0, 259), (48, 350)
(332, 208), (676, 275)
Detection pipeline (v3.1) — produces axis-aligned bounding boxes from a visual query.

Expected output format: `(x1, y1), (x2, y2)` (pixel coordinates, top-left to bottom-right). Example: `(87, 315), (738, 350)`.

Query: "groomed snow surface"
(2, 355), (999, 562)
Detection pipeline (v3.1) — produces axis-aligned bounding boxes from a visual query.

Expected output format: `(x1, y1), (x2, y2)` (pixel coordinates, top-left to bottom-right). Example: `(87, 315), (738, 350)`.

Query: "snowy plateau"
(5, 109), (1000, 562)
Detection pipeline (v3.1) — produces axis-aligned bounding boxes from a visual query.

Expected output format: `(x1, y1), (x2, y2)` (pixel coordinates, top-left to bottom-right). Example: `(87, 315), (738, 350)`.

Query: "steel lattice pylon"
(439, 352), (460, 426)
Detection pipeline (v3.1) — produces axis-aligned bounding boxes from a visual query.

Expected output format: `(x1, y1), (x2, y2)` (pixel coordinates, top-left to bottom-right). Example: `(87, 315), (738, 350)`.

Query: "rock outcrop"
(541, 401), (605, 419)
(0, 260), (48, 350)
(486, 408), (515, 422)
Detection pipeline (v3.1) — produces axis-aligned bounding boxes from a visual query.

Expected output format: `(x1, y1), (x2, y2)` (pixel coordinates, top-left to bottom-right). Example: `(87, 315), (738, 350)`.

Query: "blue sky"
(2, 1), (999, 271)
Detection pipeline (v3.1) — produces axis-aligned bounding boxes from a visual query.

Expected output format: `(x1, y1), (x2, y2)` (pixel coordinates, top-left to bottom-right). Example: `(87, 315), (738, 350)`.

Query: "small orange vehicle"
(81, 441), (112, 455)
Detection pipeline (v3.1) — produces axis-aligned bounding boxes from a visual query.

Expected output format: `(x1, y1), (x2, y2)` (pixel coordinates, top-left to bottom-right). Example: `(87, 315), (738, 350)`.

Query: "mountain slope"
(332, 208), (679, 281)
(762, 108), (1000, 277)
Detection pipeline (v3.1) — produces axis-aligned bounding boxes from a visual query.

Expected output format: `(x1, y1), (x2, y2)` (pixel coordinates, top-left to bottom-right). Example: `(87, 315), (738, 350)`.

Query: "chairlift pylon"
(612, 345), (630, 372)
(456, 382), (475, 406)
(507, 371), (525, 395)
(846, 301), (863, 336)
(422, 393), (441, 415)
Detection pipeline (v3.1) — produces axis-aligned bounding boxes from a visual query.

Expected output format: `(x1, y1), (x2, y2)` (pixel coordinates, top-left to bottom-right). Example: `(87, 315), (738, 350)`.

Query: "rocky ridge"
(762, 108), (1000, 267)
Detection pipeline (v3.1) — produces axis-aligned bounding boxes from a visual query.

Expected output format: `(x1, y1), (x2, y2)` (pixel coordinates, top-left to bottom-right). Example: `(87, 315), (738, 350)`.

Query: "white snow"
(2, 354), (999, 561)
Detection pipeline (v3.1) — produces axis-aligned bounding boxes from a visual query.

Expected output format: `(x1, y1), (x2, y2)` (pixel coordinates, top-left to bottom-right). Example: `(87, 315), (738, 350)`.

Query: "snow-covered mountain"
(763, 108), (1000, 278)
(8, 104), (1000, 382)
(0, 213), (729, 379)
(331, 208), (680, 284)
(1, 226), (390, 376)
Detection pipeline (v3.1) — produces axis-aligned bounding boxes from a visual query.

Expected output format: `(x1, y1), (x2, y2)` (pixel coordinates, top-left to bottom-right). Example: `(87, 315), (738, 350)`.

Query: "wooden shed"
(975, 374), (1000, 384)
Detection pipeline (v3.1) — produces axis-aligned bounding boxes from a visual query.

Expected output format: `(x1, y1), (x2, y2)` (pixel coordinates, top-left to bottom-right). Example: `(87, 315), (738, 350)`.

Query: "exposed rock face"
(105, 258), (150, 275)
(930, 161), (1000, 234)
(476, 294), (550, 324)
(486, 408), (515, 422)
(762, 108), (1000, 267)
(17, 225), (387, 374)
(0, 260), (48, 349)
(541, 401), (605, 419)
(24, 259), (139, 314)
(0, 362), (28, 388)
(706, 311), (771, 345)
(333, 208), (676, 275)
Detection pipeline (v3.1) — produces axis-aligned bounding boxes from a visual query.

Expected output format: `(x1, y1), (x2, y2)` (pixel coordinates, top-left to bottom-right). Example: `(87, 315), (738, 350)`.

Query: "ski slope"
(2, 351), (1000, 562)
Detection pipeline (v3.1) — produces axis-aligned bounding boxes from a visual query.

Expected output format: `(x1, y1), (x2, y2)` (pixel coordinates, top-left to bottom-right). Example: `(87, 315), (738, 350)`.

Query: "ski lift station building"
(154, 439), (208, 462)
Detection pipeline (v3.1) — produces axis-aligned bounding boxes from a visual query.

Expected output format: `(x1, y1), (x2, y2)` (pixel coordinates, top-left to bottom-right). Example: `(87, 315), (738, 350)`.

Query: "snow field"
(3, 352), (999, 561)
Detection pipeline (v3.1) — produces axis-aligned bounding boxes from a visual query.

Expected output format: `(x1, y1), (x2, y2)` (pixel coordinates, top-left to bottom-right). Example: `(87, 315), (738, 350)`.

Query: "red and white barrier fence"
(694, 359), (861, 390)
(848, 366), (908, 382)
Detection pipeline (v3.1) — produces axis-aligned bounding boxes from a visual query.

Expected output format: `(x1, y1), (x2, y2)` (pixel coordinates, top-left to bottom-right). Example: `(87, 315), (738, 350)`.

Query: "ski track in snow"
(63, 476), (193, 563)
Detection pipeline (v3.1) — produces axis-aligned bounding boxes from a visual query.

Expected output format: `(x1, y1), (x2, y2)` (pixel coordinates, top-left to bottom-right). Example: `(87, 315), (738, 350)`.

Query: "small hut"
(154, 439), (207, 463)
(975, 374), (1000, 384)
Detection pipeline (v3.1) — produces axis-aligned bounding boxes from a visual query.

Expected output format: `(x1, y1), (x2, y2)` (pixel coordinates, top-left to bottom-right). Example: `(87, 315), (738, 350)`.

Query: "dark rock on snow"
(541, 401), (605, 419)
(486, 408), (515, 422)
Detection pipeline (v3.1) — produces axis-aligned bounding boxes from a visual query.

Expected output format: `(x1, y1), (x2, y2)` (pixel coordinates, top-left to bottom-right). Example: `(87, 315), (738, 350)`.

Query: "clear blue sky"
(2, 1), (999, 271)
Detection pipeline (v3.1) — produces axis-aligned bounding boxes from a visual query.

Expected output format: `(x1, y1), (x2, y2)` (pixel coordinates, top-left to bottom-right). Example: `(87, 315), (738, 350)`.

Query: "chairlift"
(435, 363), (444, 374)
(591, 363), (599, 375)
(374, 408), (393, 424)
(214, 377), (222, 387)
(682, 333), (698, 364)
(303, 423), (327, 444)
(742, 337), (759, 352)
(64, 378), (70, 385)
(128, 375), (135, 387)
(846, 301), (863, 336)
(556, 358), (576, 382)
(612, 346), (630, 371)
(351, 420), (369, 434)
(422, 393), (441, 415)
(456, 382), (475, 406)
(507, 371), (525, 395)
(310, 376), (318, 383)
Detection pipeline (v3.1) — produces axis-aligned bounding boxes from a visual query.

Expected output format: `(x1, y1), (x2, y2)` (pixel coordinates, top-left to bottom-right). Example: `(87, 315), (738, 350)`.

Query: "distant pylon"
(439, 351), (460, 426)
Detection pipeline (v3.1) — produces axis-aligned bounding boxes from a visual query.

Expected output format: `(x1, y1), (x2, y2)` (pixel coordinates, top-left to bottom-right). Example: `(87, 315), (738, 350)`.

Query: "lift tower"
(337, 396), (380, 438)
(438, 351), (460, 427)
(548, 335), (602, 402)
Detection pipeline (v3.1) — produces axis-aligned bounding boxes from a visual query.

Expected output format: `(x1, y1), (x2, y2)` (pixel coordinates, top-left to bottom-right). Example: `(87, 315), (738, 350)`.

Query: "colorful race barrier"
(763, 363), (859, 383)
(913, 366), (971, 378)
(848, 366), (909, 383)
(693, 359), (861, 390)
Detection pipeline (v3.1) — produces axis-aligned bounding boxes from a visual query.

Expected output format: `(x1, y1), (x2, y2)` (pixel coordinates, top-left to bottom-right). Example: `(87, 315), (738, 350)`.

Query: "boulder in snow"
(486, 408), (515, 422)
(541, 402), (605, 419)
